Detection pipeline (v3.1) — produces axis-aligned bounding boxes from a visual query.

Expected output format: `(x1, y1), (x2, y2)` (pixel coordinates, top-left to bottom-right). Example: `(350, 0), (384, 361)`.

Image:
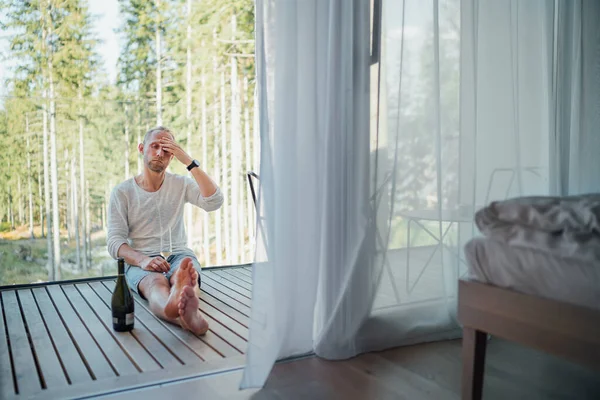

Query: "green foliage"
(117, 0), (157, 97)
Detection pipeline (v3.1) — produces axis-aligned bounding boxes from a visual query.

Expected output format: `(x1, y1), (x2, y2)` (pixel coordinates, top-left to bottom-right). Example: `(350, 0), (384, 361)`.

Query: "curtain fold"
(241, 0), (371, 389)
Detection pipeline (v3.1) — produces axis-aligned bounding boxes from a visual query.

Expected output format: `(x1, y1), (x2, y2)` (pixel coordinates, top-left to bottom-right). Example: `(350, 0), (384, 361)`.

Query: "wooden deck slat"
(199, 312), (246, 355)
(186, 321), (242, 358)
(199, 283), (251, 319)
(199, 295), (250, 329)
(45, 285), (128, 379)
(1, 291), (42, 397)
(198, 298), (249, 341)
(219, 268), (253, 285)
(31, 287), (93, 385)
(68, 284), (161, 374)
(0, 294), (16, 399)
(17, 289), (69, 390)
(42, 286), (115, 379)
(84, 282), (184, 369)
(94, 282), (204, 366)
(209, 270), (252, 292)
(204, 272), (252, 299)
(201, 275), (252, 307)
(237, 267), (253, 278)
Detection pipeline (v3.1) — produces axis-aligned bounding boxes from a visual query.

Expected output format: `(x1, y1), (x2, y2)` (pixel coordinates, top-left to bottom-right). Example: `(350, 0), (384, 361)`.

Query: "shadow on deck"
(0, 265), (253, 400)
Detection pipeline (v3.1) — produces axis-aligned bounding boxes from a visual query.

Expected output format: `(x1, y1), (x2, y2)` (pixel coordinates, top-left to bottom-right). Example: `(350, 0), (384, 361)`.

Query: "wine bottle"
(112, 257), (135, 332)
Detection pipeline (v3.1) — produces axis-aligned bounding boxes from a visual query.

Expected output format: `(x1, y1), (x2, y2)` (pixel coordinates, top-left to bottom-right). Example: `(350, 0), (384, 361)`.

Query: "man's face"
(140, 131), (174, 173)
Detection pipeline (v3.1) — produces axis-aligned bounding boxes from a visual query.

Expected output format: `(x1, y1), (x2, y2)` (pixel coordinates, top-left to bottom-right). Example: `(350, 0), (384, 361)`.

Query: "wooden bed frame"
(458, 279), (600, 400)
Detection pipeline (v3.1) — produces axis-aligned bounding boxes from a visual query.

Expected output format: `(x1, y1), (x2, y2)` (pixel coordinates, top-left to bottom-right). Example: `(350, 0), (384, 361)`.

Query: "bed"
(458, 237), (600, 400)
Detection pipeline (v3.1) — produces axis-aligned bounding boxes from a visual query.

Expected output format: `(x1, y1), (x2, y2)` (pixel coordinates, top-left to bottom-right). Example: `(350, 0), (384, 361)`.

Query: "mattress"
(464, 237), (600, 310)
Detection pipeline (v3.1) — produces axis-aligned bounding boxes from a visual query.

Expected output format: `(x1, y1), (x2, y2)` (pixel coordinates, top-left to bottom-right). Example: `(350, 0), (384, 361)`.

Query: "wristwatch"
(187, 159), (200, 171)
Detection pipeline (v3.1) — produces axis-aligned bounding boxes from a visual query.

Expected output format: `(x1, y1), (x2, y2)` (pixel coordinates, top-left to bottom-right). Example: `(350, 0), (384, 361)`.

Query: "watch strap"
(187, 159), (199, 171)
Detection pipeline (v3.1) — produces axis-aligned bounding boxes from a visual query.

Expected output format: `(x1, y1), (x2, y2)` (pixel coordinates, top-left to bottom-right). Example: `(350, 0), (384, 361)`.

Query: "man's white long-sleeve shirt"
(107, 172), (223, 259)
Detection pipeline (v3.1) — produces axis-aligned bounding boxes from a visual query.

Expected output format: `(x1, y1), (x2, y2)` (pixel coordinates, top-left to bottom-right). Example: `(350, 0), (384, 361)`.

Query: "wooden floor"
(0, 266), (253, 400)
(103, 338), (600, 400)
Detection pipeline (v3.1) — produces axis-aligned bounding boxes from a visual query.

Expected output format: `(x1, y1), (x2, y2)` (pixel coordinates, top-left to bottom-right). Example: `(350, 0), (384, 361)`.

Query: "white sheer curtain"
(358, 0), (599, 352)
(241, 0), (371, 388)
(242, 0), (600, 389)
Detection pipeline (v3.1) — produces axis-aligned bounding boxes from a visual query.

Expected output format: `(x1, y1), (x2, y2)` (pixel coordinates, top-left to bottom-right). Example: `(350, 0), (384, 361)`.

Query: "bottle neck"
(117, 261), (125, 276)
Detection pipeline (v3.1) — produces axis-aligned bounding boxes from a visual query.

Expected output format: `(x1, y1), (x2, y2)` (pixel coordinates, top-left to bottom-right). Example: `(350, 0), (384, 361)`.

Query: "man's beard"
(147, 159), (166, 173)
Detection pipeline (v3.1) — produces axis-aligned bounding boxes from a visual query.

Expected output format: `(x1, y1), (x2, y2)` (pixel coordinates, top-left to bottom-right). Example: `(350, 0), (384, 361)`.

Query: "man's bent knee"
(138, 273), (169, 299)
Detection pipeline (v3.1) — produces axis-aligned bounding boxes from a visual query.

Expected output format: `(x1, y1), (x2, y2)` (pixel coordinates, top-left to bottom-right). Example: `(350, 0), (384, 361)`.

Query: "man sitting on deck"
(107, 126), (224, 335)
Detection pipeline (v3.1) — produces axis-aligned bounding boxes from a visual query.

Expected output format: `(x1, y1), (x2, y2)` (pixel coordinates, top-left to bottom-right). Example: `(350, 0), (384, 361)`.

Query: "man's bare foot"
(164, 261), (191, 319)
(178, 286), (209, 335)
(186, 258), (200, 291)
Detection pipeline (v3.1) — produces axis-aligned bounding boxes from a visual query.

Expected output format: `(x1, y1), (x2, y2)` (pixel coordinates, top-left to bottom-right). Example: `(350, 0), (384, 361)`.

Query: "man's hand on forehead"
(159, 136), (193, 166)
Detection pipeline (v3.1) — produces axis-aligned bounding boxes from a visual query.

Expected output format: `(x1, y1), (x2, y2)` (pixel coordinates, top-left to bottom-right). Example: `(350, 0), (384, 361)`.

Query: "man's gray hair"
(143, 126), (175, 145)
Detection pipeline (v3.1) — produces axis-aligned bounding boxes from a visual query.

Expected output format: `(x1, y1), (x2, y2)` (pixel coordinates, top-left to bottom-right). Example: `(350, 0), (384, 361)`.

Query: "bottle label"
(113, 313), (135, 326)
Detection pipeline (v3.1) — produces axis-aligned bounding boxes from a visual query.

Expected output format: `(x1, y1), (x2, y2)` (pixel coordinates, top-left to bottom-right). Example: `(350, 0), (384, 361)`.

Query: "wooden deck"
(0, 265), (253, 400)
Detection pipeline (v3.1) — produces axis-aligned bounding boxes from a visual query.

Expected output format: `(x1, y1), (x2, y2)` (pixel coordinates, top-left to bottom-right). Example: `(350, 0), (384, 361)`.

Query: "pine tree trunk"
(86, 179), (91, 267)
(42, 87), (53, 279)
(155, 0), (163, 126)
(104, 181), (111, 231)
(201, 70), (211, 266)
(38, 158), (44, 238)
(26, 117), (35, 238)
(79, 90), (88, 272)
(48, 16), (61, 279)
(17, 175), (23, 227)
(185, 0), (193, 249)
(66, 149), (72, 242)
(213, 34), (223, 265)
(39, 0), (53, 279)
(101, 201), (106, 232)
(244, 76), (253, 259)
(72, 159), (81, 270)
(137, 103), (142, 174)
(220, 71), (230, 264)
(230, 15), (240, 264)
(8, 184), (14, 230)
(214, 102), (223, 264)
(125, 104), (130, 180)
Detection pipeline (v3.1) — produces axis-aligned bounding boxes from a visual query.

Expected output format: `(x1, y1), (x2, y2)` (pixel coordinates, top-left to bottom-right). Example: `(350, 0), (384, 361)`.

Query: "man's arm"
(188, 165), (218, 197)
(160, 136), (221, 198)
(117, 243), (170, 273)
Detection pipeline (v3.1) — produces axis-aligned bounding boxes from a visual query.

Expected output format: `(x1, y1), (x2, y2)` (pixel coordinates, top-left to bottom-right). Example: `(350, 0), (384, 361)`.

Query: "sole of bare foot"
(178, 285), (209, 335)
(164, 260), (192, 319)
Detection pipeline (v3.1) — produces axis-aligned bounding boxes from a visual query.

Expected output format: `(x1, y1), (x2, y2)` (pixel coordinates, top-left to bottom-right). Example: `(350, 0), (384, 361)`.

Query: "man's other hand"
(140, 256), (170, 273)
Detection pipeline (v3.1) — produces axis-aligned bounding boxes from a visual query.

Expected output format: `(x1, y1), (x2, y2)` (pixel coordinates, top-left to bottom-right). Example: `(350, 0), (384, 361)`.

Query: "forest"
(0, 0), (257, 285)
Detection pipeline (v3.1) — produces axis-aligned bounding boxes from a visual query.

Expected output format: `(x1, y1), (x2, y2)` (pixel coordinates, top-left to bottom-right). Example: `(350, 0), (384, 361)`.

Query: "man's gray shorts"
(125, 252), (202, 299)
